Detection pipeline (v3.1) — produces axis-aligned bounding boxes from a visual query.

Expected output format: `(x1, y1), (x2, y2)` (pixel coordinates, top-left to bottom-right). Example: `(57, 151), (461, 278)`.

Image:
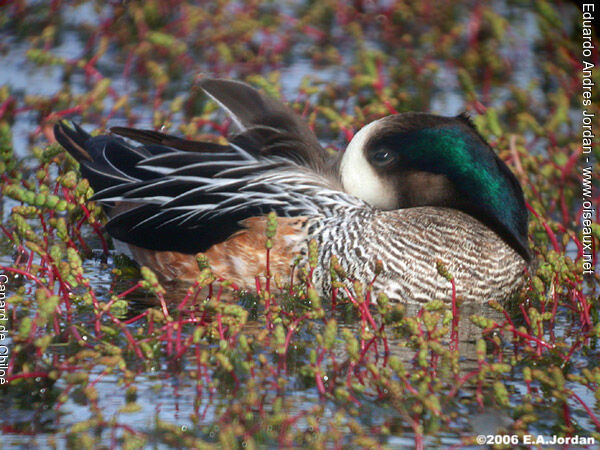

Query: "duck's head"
(340, 112), (530, 261)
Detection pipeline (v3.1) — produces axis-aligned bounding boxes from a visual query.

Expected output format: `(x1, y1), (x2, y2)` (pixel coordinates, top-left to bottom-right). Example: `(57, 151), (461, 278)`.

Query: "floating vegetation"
(0, 0), (598, 448)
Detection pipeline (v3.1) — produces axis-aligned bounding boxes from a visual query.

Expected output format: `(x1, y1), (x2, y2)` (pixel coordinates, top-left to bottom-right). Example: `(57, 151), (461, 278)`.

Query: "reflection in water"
(389, 302), (507, 373)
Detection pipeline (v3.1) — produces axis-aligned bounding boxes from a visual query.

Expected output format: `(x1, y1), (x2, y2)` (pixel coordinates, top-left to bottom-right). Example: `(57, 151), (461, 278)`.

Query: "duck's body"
(54, 79), (530, 304)
(121, 207), (524, 304)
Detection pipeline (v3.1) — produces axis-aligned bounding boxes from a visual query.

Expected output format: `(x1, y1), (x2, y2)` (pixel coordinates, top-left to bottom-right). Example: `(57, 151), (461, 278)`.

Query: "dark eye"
(369, 148), (396, 167)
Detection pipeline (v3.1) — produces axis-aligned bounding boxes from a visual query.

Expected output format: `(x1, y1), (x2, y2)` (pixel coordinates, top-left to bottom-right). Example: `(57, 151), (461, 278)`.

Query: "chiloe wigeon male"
(54, 78), (530, 304)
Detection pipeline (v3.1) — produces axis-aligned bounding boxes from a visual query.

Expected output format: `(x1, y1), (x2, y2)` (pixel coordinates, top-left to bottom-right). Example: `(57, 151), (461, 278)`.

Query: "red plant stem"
(166, 325), (173, 356)
(116, 282), (143, 299)
(5, 371), (50, 383)
(175, 314), (184, 356)
(413, 423), (424, 450)
(283, 313), (311, 356)
(216, 313), (225, 340)
(42, 105), (84, 124)
(519, 304), (531, 327)
(509, 326), (555, 351)
(450, 277), (458, 351)
(342, 286), (378, 332)
(0, 96), (15, 118)
(69, 325), (94, 349)
(447, 369), (481, 398)
(563, 401), (573, 435)
(0, 266), (53, 295)
(174, 334), (194, 359)
(255, 276), (262, 294)
(26, 249), (34, 273)
(106, 313), (145, 359)
(340, 126), (354, 143)
(572, 287), (592, 328)
(331, 286), (338, 311)
(0, 224), (13, 240)
(493, 308), (558, 354)
(265, 247), (271, 292)
(314, 369), (326, 395)
(176, 281), (201, 311)
(379, 324), (390, 359)
(526, 202), (561, 252)
(569, 390), (600, 430)
(78, 200), (109, 256)
(383, 99), (398, 114)
(358, 336), (378, 363)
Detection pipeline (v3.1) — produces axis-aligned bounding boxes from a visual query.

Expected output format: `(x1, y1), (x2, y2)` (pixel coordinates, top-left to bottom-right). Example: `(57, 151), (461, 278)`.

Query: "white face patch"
(340, 119), (398, 209)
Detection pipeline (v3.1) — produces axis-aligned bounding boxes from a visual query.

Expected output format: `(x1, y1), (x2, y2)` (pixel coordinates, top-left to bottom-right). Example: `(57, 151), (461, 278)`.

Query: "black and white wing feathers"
(54, 121), (191, 192)
(54, 78), (353, 254)
(93, 140), (364, 254)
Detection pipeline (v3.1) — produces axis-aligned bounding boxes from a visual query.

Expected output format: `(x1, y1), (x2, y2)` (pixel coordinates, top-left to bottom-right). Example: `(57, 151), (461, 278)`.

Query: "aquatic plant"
(0, 1), (598, 448)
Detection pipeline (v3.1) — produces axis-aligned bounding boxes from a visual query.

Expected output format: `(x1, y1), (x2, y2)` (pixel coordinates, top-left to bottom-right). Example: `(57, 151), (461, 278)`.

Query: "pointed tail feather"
(198, 78), (281, 131)
(198, 78), (331, 170)
(53, 121), (93, 162)
(110, 127), (227, 153)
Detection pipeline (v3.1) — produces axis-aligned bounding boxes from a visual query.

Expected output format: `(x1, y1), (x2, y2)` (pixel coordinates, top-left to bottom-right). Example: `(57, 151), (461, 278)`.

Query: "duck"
(53, 78), (531, 304)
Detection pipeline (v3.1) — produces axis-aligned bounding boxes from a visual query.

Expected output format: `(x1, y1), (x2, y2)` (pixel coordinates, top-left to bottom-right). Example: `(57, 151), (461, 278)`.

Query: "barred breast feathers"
(310, 207), (527, 304)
